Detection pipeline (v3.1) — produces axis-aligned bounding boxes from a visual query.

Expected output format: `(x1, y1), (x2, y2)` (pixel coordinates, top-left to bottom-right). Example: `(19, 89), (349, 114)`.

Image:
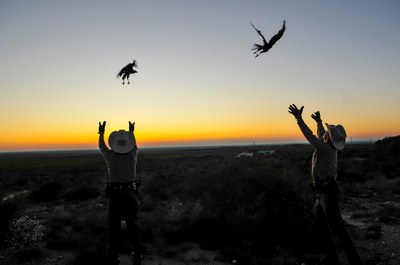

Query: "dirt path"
(342, 197), (400, 265)
(119, 244), (231, 265)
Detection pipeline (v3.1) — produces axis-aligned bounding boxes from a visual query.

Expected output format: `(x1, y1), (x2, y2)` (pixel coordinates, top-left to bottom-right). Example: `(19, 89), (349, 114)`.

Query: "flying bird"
(251, 20), (286, 58)
(117, 60), (138, 85)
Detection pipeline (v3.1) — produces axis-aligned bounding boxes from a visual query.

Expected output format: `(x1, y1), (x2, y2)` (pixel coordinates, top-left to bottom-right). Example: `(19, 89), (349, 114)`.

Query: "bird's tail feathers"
(251, 44), (262, 51)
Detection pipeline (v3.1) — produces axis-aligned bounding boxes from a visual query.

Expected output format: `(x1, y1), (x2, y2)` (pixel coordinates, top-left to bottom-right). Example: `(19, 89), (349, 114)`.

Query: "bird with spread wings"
(251, 20), (286, 58)
(117, 60), (138, 85)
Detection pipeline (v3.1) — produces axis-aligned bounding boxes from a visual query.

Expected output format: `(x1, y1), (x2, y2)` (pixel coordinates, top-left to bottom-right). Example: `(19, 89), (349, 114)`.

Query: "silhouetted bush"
(30, 180), (66, 202)
(367, 136), (400, 178)
(8, 215), (45, 249)
(0, 192), (29, 248)
(65, 184), (100, 201)
(45, 209), (106, 251)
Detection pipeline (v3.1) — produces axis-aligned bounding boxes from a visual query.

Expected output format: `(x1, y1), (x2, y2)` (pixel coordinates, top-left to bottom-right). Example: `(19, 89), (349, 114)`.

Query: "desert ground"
(0, 136), (399, 265)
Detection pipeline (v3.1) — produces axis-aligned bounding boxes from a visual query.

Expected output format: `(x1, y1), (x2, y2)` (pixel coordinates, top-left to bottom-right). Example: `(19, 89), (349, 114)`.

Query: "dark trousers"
(107, 189), (141, 263)
(314, 192), (363, 265)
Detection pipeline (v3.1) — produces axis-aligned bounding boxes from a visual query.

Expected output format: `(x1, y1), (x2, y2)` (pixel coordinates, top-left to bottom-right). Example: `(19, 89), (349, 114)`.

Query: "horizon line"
(0, 139), (379, 154)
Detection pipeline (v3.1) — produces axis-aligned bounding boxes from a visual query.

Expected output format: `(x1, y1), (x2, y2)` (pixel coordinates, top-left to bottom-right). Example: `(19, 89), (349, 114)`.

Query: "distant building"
(236, 150), (274, 158)
(257, 150), (275, 155)
(236, 151), (254, 158)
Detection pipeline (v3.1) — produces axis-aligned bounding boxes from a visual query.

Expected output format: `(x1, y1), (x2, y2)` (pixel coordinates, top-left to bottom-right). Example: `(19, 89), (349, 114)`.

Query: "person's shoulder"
(320, 142), (336, 153)
(127, 147), (138, 155)
(101, 147), (113, 155)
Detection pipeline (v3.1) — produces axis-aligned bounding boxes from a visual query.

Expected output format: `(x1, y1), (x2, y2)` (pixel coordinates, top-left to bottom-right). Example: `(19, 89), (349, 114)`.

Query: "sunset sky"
(1, 1), (399, 151)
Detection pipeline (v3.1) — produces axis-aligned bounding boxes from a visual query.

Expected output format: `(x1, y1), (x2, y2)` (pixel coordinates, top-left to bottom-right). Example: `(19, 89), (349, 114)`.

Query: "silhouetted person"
(117, 60), (138, 85)
(251, 20), (286, 57)
(288, 104), (364, 265)
(98, 121), (141, 265)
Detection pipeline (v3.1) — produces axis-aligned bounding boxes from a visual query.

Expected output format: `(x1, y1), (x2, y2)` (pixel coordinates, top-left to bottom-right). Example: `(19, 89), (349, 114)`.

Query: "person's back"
(98, 121), (142, 265)
(99, 129), (138, 184)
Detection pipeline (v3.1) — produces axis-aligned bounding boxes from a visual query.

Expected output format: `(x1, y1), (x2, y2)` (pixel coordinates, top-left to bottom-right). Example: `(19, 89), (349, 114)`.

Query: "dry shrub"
(184, 158), (313, 263)
(0, 192), (29, 247)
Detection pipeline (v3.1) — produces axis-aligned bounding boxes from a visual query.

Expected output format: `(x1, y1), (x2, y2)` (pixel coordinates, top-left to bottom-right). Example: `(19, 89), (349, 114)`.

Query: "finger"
(300, 106), (304, 112)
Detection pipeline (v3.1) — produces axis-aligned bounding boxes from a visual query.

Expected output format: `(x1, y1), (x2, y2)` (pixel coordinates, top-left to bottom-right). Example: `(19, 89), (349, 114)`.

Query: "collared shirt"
(297, 118), (338, 183)
(99, 133), (138, 183)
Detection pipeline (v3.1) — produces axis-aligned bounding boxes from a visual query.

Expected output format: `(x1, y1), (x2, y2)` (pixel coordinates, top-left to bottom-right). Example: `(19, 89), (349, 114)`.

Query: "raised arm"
(288, 104), (324, 150)
(98, 121), (109, 152)
(129, 121), (139, 179)
(311, 111), (325, 139)
(129, 121), (138, 149)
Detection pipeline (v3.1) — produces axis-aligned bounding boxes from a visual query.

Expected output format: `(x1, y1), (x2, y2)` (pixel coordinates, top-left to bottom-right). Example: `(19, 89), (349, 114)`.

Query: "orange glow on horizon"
(0, 119), (398, 152)
(1, 131), (398, 152)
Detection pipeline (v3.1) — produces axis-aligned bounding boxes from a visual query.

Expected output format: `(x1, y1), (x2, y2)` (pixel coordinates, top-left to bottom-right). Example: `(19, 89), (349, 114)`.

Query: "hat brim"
(108, 131), (135, 154)
(326, 123), (346, 150)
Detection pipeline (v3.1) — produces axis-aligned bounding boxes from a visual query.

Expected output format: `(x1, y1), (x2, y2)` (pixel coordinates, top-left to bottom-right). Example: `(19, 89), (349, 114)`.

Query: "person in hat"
(98, 121), (141, 265)
(288, 104), (363, 265)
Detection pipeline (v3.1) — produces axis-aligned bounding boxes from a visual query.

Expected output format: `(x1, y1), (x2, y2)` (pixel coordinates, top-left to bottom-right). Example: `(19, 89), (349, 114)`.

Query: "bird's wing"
(117, 64), (129, 77)
(117, 68), (124, 77)
(268, 21), (286, 47)
(250, 22), (267, 43)
(118, 64), (132, 76)
(117, 60), (138, 78)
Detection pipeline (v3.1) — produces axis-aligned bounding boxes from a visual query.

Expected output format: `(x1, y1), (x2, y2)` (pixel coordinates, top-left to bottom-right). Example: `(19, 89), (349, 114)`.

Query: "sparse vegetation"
(0, 137), (399, 264)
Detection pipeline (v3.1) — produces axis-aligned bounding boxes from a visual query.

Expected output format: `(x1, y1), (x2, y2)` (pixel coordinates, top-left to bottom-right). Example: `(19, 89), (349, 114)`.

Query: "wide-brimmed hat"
(108, 130), (135, 153)
(325, 123), (347, 150)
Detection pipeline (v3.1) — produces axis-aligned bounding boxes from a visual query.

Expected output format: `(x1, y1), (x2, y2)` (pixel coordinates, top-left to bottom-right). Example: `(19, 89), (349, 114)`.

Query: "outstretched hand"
(129, 121), (135, 132)
(98, 121), (106, 134)
(288, 104), (304, 119)
(311, 111), (322, 123)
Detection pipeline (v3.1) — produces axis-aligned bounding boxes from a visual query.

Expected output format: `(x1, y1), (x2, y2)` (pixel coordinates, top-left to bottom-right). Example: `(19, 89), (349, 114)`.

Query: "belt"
(108, 182), (137, 191)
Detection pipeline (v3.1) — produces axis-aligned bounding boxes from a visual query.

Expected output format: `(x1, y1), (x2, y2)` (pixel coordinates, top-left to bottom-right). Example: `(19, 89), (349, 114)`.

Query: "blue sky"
(0, 1), (399, 150)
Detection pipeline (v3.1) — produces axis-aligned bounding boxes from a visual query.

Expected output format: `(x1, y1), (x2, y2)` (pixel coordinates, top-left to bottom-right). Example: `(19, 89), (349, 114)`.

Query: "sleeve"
(296, 118), (325, 151)
(132, 132), (138, 178)
(317, 121), (325, 140)
(98, 133), (109, 154)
